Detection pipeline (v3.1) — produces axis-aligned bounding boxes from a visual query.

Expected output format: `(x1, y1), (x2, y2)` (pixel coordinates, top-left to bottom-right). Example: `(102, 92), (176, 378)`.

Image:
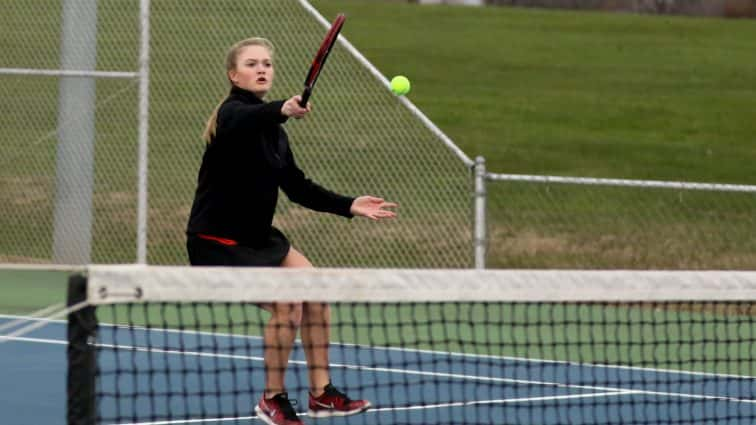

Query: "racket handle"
(299, 88), (311, 107)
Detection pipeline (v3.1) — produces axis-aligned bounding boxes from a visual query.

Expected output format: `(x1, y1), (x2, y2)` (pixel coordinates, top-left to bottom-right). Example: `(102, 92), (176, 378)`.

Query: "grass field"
(310, 1), (756, 268)
(2, 1), (756, 268)
(312, 1), (756, 183)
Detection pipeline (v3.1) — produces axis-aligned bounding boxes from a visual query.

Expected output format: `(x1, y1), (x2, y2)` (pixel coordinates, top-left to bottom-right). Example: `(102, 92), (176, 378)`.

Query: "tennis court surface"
(1, 266), (754, 424)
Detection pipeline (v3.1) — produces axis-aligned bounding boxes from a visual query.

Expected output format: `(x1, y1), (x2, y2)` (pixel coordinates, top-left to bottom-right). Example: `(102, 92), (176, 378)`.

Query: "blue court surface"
(1, 315), (754, 425)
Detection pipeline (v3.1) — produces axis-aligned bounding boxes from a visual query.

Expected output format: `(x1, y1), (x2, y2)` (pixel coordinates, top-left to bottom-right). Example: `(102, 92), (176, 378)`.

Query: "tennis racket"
(299, 13), (346, 107)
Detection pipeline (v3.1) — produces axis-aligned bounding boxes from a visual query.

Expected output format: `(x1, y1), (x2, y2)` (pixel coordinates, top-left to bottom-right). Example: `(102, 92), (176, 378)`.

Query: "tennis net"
(66, 266), (756, 424)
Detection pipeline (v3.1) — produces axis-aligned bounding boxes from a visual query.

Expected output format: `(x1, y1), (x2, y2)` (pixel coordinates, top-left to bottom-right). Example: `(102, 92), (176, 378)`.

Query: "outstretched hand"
(281, 95), (311, 119)
(350, 196), (398, 221)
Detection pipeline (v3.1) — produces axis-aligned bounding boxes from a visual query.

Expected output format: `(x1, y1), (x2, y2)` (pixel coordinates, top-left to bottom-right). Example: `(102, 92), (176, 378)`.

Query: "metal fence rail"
(2, 0), (754, 269)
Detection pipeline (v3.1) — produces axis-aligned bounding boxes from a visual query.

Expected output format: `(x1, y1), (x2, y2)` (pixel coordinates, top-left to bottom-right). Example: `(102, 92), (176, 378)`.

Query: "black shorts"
(186, 227), (291, 267)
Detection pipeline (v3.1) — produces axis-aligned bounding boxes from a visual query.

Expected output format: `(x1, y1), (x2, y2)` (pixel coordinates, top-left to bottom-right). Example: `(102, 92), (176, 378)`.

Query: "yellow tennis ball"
(390, 75), (411, 96)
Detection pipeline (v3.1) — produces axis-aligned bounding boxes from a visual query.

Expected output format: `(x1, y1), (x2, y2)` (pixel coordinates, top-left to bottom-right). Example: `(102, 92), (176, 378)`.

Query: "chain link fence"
(1, 0), (142, 264)
(3, 0), (755, 270)
(482, 173), (756, 269)
(0, 0), (472, 268)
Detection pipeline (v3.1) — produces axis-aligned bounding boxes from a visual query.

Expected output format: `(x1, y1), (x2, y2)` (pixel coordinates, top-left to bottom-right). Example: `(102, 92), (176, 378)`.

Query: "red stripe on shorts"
(197, 234), (239, 246)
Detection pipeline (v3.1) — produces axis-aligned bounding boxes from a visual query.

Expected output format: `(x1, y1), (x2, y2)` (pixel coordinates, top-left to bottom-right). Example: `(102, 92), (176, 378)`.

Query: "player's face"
(229, 45), (274, 98)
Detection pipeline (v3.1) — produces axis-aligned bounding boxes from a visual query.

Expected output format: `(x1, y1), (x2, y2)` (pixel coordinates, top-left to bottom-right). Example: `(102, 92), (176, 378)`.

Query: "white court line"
(3, 321), (754, 425)
(7, 332), (753, 406)
(0, 335), (67, 345)
(115, 391), (637, 425)
(65, 340), (756, 404)
(3, 314), (753, 381)
(117, 415), (255, 425)
(0, 302), (86, 343)
(368, 390), (641, 412)
(6, 329), (750, 404)
(0, 304), (65, 333)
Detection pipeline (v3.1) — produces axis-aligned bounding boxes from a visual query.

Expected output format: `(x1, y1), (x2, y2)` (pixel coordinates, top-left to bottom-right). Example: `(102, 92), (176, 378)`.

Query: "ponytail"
(202, 100), (223, 144)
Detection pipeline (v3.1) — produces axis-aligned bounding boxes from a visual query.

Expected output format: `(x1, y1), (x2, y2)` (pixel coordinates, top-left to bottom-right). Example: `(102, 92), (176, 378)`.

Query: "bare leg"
(281, 247), (331, 396)
(302, 302), (331, 396)
(262, 301), (302, 399)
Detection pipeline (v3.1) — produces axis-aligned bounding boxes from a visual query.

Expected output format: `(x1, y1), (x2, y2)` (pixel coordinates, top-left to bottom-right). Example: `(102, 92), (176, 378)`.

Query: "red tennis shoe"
(255, 393), (303, 425)
(307, 383), (371, 418)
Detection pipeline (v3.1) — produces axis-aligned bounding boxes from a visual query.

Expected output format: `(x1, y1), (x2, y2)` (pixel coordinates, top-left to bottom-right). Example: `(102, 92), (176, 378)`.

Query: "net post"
(473, 156), (487, 269)
(66, 273), (97, 425)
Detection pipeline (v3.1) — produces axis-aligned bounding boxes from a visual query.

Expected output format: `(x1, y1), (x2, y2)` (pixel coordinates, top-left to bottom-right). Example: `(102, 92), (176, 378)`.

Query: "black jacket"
(187, 85), (354, 246)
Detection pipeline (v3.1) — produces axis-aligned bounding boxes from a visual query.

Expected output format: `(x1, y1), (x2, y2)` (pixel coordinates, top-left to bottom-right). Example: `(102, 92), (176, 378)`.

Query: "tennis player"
(186, 38), (396, 425)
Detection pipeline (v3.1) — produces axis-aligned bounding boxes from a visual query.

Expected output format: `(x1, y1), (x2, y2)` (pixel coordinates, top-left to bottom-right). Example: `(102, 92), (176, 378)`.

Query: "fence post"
(136, 0), (151, 264)
(52, 0), (98, 264)
(474, 156), (486, 269)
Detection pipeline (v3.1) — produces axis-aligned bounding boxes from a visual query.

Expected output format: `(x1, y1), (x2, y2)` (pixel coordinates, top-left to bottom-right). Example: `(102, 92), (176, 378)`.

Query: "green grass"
(311, 1), (756, 183)
(309, 1), (756, 268)
(3, 1), (756, 268)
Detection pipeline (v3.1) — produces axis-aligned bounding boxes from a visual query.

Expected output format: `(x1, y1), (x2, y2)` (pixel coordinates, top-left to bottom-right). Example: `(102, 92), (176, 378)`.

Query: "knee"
(272, 302), (304, 329)
(304, 302), (330, 322)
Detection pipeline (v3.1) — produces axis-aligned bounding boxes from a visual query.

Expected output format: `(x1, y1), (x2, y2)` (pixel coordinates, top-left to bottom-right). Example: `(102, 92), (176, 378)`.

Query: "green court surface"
(0, 269), (68, 315)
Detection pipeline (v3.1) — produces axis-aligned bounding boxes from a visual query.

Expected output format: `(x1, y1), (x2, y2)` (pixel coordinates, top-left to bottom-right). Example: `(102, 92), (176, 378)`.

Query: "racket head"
(300, 13), (346, 106)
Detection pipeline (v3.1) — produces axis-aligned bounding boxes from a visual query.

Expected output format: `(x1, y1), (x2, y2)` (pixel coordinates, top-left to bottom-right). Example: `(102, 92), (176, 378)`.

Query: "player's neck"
(230, 84), (265, 102)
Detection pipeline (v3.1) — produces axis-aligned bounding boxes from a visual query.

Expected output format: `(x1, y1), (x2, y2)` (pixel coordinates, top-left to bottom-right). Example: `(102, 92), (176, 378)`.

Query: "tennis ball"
(390, 75), (411, 96)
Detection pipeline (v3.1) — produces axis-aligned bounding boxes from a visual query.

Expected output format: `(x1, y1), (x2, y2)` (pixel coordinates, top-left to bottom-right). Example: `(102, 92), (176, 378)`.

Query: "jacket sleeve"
(280, 146), (355, 218)
(217, 99), (288, 133)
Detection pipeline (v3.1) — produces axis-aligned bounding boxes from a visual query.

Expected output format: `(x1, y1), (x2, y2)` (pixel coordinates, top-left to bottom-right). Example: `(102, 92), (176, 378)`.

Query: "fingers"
(365, 213), (390, 221)
(292, 96), (312, 113)
(362, 196), (398, 208)
(365, 206), (397, 221)
(350, 195), (399, 221)
(374, 210), (397, 219)
(373, 201), (398, 213)
(282, 96), (311, 118)
(354, 208), (396, 221)
(352, 196), (398, 220)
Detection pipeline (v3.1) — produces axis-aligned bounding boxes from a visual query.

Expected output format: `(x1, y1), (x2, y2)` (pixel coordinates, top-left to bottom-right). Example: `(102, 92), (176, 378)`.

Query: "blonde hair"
(202, 37), (275, 143)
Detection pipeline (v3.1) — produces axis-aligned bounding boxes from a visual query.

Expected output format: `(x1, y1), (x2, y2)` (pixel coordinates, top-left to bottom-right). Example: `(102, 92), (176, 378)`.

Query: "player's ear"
(228, 70), (238, 85)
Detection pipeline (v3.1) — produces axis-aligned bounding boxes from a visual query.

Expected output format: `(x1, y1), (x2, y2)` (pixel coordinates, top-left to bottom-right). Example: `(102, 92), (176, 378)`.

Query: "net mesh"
(67, 266), (756, 424)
